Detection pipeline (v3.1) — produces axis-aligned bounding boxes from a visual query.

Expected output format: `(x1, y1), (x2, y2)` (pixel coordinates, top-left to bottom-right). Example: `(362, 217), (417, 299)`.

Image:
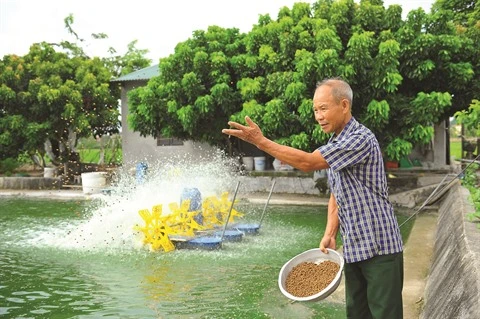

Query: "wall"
(120, 81), (218, 170)
(0, 177), (62, 190)
(420, 183), (480, 319)
(238, 175), (319, 195)
(408, 121), (450, 169)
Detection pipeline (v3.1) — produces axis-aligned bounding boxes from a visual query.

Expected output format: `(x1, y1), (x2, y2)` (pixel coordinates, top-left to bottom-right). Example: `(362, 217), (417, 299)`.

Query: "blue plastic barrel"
(136, 162), (148, 184)
(180, 187), (203, 225)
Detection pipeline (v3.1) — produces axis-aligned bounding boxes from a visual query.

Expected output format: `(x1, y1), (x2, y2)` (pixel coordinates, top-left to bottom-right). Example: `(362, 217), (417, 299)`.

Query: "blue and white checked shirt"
(318, 117), (403, 263)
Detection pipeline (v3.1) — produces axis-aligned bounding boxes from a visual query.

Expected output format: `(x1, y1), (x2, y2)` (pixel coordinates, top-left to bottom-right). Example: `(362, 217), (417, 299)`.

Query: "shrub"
(462, 163), (480, 228)
(0, 158), (21, 176)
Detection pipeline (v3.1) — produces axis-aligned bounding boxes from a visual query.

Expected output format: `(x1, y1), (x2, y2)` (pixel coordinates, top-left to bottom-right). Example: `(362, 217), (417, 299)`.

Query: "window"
(157, 137), (184, 146)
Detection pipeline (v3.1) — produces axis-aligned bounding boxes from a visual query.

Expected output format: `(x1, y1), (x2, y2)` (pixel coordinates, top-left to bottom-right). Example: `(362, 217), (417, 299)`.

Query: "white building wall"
(120, 81), (218, 170)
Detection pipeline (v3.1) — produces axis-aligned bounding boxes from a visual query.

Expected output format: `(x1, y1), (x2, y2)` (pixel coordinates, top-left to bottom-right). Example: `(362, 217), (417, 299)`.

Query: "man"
(222, 78), (404, 319)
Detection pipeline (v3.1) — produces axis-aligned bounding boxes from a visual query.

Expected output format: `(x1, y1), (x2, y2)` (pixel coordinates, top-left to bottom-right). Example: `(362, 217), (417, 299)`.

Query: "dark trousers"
(344, 252), (404, 319)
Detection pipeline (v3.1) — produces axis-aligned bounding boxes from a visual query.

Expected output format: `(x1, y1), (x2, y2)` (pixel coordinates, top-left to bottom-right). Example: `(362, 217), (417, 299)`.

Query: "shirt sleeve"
(318, 132), (372, 172)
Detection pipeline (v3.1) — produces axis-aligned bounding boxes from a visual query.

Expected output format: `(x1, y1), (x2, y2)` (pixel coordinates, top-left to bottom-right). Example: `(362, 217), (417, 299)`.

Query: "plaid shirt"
(318, 117), (403, 263)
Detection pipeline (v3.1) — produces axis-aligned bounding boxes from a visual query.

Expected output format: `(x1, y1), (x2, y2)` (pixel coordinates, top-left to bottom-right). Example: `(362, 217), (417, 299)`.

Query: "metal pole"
(220, 181), (241, 242)
(258, 180), (276, 228)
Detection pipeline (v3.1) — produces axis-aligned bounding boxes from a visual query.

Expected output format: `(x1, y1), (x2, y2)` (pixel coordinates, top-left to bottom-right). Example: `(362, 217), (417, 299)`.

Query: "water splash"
(30, 151), (243, 251)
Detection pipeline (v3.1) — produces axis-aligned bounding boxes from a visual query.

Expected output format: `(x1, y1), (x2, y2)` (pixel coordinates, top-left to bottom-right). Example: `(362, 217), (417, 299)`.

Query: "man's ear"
(341, 98), (350, 113)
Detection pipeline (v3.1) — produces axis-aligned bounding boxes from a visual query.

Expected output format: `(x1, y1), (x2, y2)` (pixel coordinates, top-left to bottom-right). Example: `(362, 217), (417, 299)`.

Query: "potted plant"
(384, 138), (412, 169)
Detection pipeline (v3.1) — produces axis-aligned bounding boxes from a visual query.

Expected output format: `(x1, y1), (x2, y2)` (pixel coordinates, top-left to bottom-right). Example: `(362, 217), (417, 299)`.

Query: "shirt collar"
(329, 117), (358, 142)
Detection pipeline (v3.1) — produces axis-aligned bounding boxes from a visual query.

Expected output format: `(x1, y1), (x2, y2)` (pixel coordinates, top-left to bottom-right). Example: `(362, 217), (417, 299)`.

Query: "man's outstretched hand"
(222, 116), (264, 146)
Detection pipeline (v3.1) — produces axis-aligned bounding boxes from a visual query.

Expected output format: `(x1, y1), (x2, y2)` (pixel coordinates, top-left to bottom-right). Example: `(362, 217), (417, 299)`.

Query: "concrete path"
(402, 212), (437, 319)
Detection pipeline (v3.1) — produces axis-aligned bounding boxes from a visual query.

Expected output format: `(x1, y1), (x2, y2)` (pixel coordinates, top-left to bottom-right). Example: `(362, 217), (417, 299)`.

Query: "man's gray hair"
(316, 77), (353, 106)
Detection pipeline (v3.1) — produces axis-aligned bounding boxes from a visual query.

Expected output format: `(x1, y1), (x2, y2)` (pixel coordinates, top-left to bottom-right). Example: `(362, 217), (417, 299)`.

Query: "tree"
(0, 43), (119, 168)
(0, 14), (151, 175)
(59, 14), (151, 78)
(128, 0), (478, 161)
(0, 54), (42, 161)
(128, 26), (244, 148)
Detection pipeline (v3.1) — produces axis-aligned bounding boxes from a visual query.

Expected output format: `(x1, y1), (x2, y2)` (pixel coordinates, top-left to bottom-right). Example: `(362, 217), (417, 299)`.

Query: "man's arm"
(320, 193), (339, 253)
(222, 116), (329, 172)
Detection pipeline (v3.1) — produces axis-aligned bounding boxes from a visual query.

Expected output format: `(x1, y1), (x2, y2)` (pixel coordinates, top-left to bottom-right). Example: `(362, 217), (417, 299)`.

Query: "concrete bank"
(0, 176), (62, 190)
(420, 182), (480, 319)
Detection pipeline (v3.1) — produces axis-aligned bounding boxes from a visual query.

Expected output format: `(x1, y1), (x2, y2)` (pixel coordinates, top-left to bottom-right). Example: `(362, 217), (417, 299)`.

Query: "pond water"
(0, 158), (413, 319)
(0, 197), (412, 319)
(0, 197), (339, 319)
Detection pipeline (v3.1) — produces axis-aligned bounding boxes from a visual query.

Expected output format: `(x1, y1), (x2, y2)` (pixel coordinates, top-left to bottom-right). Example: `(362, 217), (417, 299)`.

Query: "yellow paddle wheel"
(134, 190), (245, 252)
(134, 204), (176, 252)
(216, 192), (244, 224)
(168, 200), (204, 237)
(200, 192), (244, 228)
(201, 196), (225, 228)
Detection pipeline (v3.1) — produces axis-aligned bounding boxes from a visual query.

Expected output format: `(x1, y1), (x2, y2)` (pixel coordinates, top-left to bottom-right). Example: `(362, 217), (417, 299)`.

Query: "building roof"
(111, 64), (159, 82)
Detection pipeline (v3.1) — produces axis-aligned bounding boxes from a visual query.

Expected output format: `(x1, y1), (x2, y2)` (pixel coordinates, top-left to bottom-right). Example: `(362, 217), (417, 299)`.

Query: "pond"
(0, 195), (413, 319)
(0, 155), (414, 318)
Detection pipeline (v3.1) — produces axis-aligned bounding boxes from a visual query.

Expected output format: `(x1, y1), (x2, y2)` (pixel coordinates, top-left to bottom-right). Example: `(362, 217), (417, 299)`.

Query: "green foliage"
(128, 26), (244, 147)
(462, 163), (479, 188)
(0, 14), (152, 166)
(385, 138), (412, 161)
(364, 100), (390, 130)
(76, 136), (122, 164)
(461, 164), (480, 228)
(455, 99), (480, 136)
(126, 0), (480, 159)
(0, 158), (21, 176)
(105, 40), (151, 78)
(0, 44), (120, 165)
(406, 125), (434, 144)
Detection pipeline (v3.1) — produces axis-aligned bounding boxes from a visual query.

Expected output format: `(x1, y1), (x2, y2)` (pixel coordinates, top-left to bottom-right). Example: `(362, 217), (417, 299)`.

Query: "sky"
(0, 0), (434, 63)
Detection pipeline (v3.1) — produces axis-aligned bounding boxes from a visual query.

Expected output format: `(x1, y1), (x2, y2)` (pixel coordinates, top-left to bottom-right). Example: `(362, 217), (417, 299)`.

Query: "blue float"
(232, 223), (261, 234)
(186, 236), (222, 250)
(213, 229), (244, 242)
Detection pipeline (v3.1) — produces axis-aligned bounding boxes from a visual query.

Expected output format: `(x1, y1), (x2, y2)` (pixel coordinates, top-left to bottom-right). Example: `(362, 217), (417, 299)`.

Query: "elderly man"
(222, 78), (404, 319)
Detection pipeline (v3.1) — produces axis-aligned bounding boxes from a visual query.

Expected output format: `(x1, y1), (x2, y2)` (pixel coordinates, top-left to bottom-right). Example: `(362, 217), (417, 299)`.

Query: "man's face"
(312, 85), (349, 136)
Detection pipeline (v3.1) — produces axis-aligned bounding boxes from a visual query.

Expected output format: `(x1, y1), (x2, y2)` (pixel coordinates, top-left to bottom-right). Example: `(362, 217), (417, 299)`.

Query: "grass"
(450, 139), (462, 160)
(76, 135), (122, 165)
(78, 149), (122, 164)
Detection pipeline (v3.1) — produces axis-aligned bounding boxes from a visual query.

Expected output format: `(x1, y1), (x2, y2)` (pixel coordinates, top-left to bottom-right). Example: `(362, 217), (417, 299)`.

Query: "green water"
(0, 197), (413, 319)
